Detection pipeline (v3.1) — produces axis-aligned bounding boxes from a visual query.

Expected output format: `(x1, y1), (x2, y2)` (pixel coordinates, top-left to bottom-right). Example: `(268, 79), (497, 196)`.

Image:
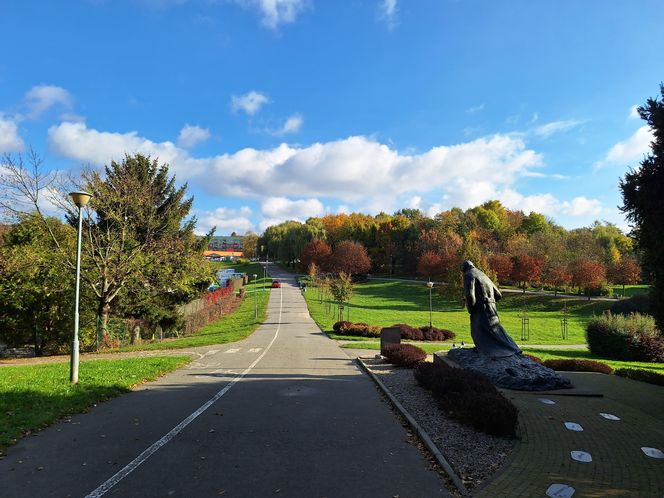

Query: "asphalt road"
(1, 268), (449, 498)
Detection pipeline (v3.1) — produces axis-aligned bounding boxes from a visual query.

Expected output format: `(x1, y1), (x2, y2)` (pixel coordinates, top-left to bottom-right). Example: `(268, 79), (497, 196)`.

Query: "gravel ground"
(363, 358), (515, 492)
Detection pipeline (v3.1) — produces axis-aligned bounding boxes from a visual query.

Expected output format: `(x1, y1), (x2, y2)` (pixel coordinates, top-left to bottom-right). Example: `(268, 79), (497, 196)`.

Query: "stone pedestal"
(380, 327), (401, 355)
(439, 348), (572, 391)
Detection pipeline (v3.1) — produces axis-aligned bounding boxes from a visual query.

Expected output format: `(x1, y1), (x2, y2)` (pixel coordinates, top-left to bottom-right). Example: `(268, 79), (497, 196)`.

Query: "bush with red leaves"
(419, 326), (456, 341)
(390, 323), (424, 341)
(383, 344), (427, 368)
(333, 320), (352, 332)
(543, 359), (613, 374)
(413, 361), (518, 437)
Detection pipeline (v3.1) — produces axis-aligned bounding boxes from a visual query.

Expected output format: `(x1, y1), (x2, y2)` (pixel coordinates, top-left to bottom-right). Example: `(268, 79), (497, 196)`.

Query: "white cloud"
(498, 190), (603, 218)
(177, 124), (211, 148)
(194, 206), (255, 235)
(260, 196), (324, 228)
(47, 121), (204, 178)
(24, 85), (72, 119)
(48, 123), (544, 209)
(594, 125), (653, 169)
(533, 119), (583, 138)
(531, 112), (539, 123)
(379, 0), (398, 29)
(231, 91), (269, 116)
(628, 105), (640, 120)
(273, 113), (303, 135)
(0, 115), (24, 152)
(234, 0), (306, 29)
(466, 103), (485, 114)
(560, 196), (603, 217)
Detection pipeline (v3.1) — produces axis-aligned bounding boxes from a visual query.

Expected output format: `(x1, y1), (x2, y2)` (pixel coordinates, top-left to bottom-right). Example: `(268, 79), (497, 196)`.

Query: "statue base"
(441, 348), (572, 391)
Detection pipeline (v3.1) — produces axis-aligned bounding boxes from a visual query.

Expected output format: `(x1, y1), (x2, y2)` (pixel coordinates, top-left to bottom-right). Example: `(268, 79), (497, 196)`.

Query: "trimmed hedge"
(543, 359), (613, 374)
(614, 368), (664, 387)
(333, 321), (456, 341)
(610, 295), (651, 315)
(333, 320), (352, 332)
(413, 362), (518, 437)
(586, 312), (664, 362)
(419, 326), (456, 341)
(383, 344), (427, 368)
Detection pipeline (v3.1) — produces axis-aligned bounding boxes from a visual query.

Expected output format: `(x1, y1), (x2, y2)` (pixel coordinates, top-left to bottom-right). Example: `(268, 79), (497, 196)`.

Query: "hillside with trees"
(261, 201), (641, 297)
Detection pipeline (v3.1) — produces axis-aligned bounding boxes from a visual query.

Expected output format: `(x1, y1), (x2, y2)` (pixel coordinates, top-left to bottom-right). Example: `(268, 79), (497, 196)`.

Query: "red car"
(271, 279), (281, 288)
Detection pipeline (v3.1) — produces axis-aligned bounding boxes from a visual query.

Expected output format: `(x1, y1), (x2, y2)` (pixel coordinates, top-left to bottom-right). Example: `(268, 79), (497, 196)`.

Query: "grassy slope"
(0, 356), (190, 453)
(112, 261), (270, 351)
(305, 279), (614, 345)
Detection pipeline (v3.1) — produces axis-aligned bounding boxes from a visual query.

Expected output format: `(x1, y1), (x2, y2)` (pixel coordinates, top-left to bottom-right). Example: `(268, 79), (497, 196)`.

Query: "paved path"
(477, 373), (664, 497)
(1, 269), (449, 497)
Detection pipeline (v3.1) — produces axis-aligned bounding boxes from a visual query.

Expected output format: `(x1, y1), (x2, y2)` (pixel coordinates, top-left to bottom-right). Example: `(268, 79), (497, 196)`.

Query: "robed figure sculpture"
(462, 260), (521, 358)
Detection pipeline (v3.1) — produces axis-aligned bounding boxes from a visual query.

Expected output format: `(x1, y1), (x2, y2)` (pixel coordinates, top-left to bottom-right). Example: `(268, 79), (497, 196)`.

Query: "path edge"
(355, 357), (469, 496)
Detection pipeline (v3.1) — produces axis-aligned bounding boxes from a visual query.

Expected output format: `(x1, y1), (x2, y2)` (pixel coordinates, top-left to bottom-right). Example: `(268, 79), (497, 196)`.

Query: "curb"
(355, 357), (469, 496)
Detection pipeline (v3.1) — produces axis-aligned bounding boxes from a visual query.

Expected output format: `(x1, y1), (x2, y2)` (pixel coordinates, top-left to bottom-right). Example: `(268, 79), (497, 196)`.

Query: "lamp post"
(253, 274), (258, 320)
(69, 191), (92, 384)
(427, 281), (434, 329)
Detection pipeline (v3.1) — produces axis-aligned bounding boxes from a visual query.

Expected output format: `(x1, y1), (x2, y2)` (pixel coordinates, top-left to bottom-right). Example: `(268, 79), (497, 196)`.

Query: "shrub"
(451, 392), (519, 437)
(391, 323), (424, 341)
(614, 368), (664, 387)
(413, 362), (518, 437)
(383, 344), (427, 367)
(419, 326), (456, 341)
(543, 359), (613, 374)
(586, 312), (664, 362)
(610, 294), (651, 315)
(333, 320), (352, 332)
(345, 322), (381, 338)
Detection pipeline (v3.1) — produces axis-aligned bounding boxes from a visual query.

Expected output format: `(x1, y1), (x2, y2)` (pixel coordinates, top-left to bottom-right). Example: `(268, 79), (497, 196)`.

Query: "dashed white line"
(248, 348), (262, 353)
(225, 348), (240, 354)
(84, 287), (283, 498)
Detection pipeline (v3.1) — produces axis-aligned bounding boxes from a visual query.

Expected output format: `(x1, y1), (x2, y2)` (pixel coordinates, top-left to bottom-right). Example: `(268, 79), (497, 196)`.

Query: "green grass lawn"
(0, 356), (190, 454)
(305, 279), (614, 345)
(112, 262), (270, 351)
(610, 284), (650, 298)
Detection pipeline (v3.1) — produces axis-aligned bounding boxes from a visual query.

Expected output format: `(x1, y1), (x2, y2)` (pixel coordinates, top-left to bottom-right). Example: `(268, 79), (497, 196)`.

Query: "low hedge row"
(382, 344), (427, 367)
(614, 368), (664, 387)
(543, 359), (614, 375)
(332, 321), (455, 341)
(414, 362), (518, 437)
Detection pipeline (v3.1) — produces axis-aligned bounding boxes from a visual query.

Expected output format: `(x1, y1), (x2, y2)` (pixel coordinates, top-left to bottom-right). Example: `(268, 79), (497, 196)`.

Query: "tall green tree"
(79, 154), (211, 339)
(620, 84), (664, 330)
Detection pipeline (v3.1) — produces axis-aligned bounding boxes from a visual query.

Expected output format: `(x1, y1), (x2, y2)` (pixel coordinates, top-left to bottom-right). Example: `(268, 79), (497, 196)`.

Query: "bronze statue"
(462, 260), (521, 358)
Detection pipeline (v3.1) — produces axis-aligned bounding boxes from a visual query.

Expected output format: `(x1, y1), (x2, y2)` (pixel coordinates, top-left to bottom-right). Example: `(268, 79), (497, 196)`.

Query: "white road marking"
(84, 288), (283, 498)
(248, 348), (262, 353)
(538, 398), (556, 405)
(599, 412), (620, 421)
(225, 348), (240, 354)
(204, 349), (219, 357)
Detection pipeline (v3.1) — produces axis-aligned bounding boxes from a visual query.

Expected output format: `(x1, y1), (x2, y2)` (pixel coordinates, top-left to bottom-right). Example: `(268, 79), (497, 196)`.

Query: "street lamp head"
(69, 191), (93, 208)
(427, 281), (434, 288)
(253, 274), (258, 278)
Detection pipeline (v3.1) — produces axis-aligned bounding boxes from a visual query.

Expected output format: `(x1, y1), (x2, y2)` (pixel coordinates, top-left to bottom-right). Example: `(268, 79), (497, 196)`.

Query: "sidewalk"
(476, 372), (664, 497)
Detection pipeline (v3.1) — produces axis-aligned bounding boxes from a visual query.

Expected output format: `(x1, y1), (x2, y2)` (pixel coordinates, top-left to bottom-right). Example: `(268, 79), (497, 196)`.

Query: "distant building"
(207, 235), (244, 253)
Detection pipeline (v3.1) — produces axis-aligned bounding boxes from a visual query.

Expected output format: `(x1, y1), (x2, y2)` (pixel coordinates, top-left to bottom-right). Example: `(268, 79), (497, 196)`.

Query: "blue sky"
(1, 0), (662, 235)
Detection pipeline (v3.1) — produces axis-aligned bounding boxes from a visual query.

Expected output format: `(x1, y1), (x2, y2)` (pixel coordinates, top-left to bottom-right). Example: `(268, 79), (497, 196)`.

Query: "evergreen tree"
(620, 84), (664, 331)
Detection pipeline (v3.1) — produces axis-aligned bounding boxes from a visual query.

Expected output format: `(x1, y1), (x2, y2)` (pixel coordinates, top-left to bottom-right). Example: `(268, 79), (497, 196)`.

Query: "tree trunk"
(130, 323), (141, 345)
(97, 299), (111, 345)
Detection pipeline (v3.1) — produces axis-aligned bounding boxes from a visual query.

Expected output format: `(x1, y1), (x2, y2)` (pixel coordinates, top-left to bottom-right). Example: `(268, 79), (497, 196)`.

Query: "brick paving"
(476, 372), (664, 497)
